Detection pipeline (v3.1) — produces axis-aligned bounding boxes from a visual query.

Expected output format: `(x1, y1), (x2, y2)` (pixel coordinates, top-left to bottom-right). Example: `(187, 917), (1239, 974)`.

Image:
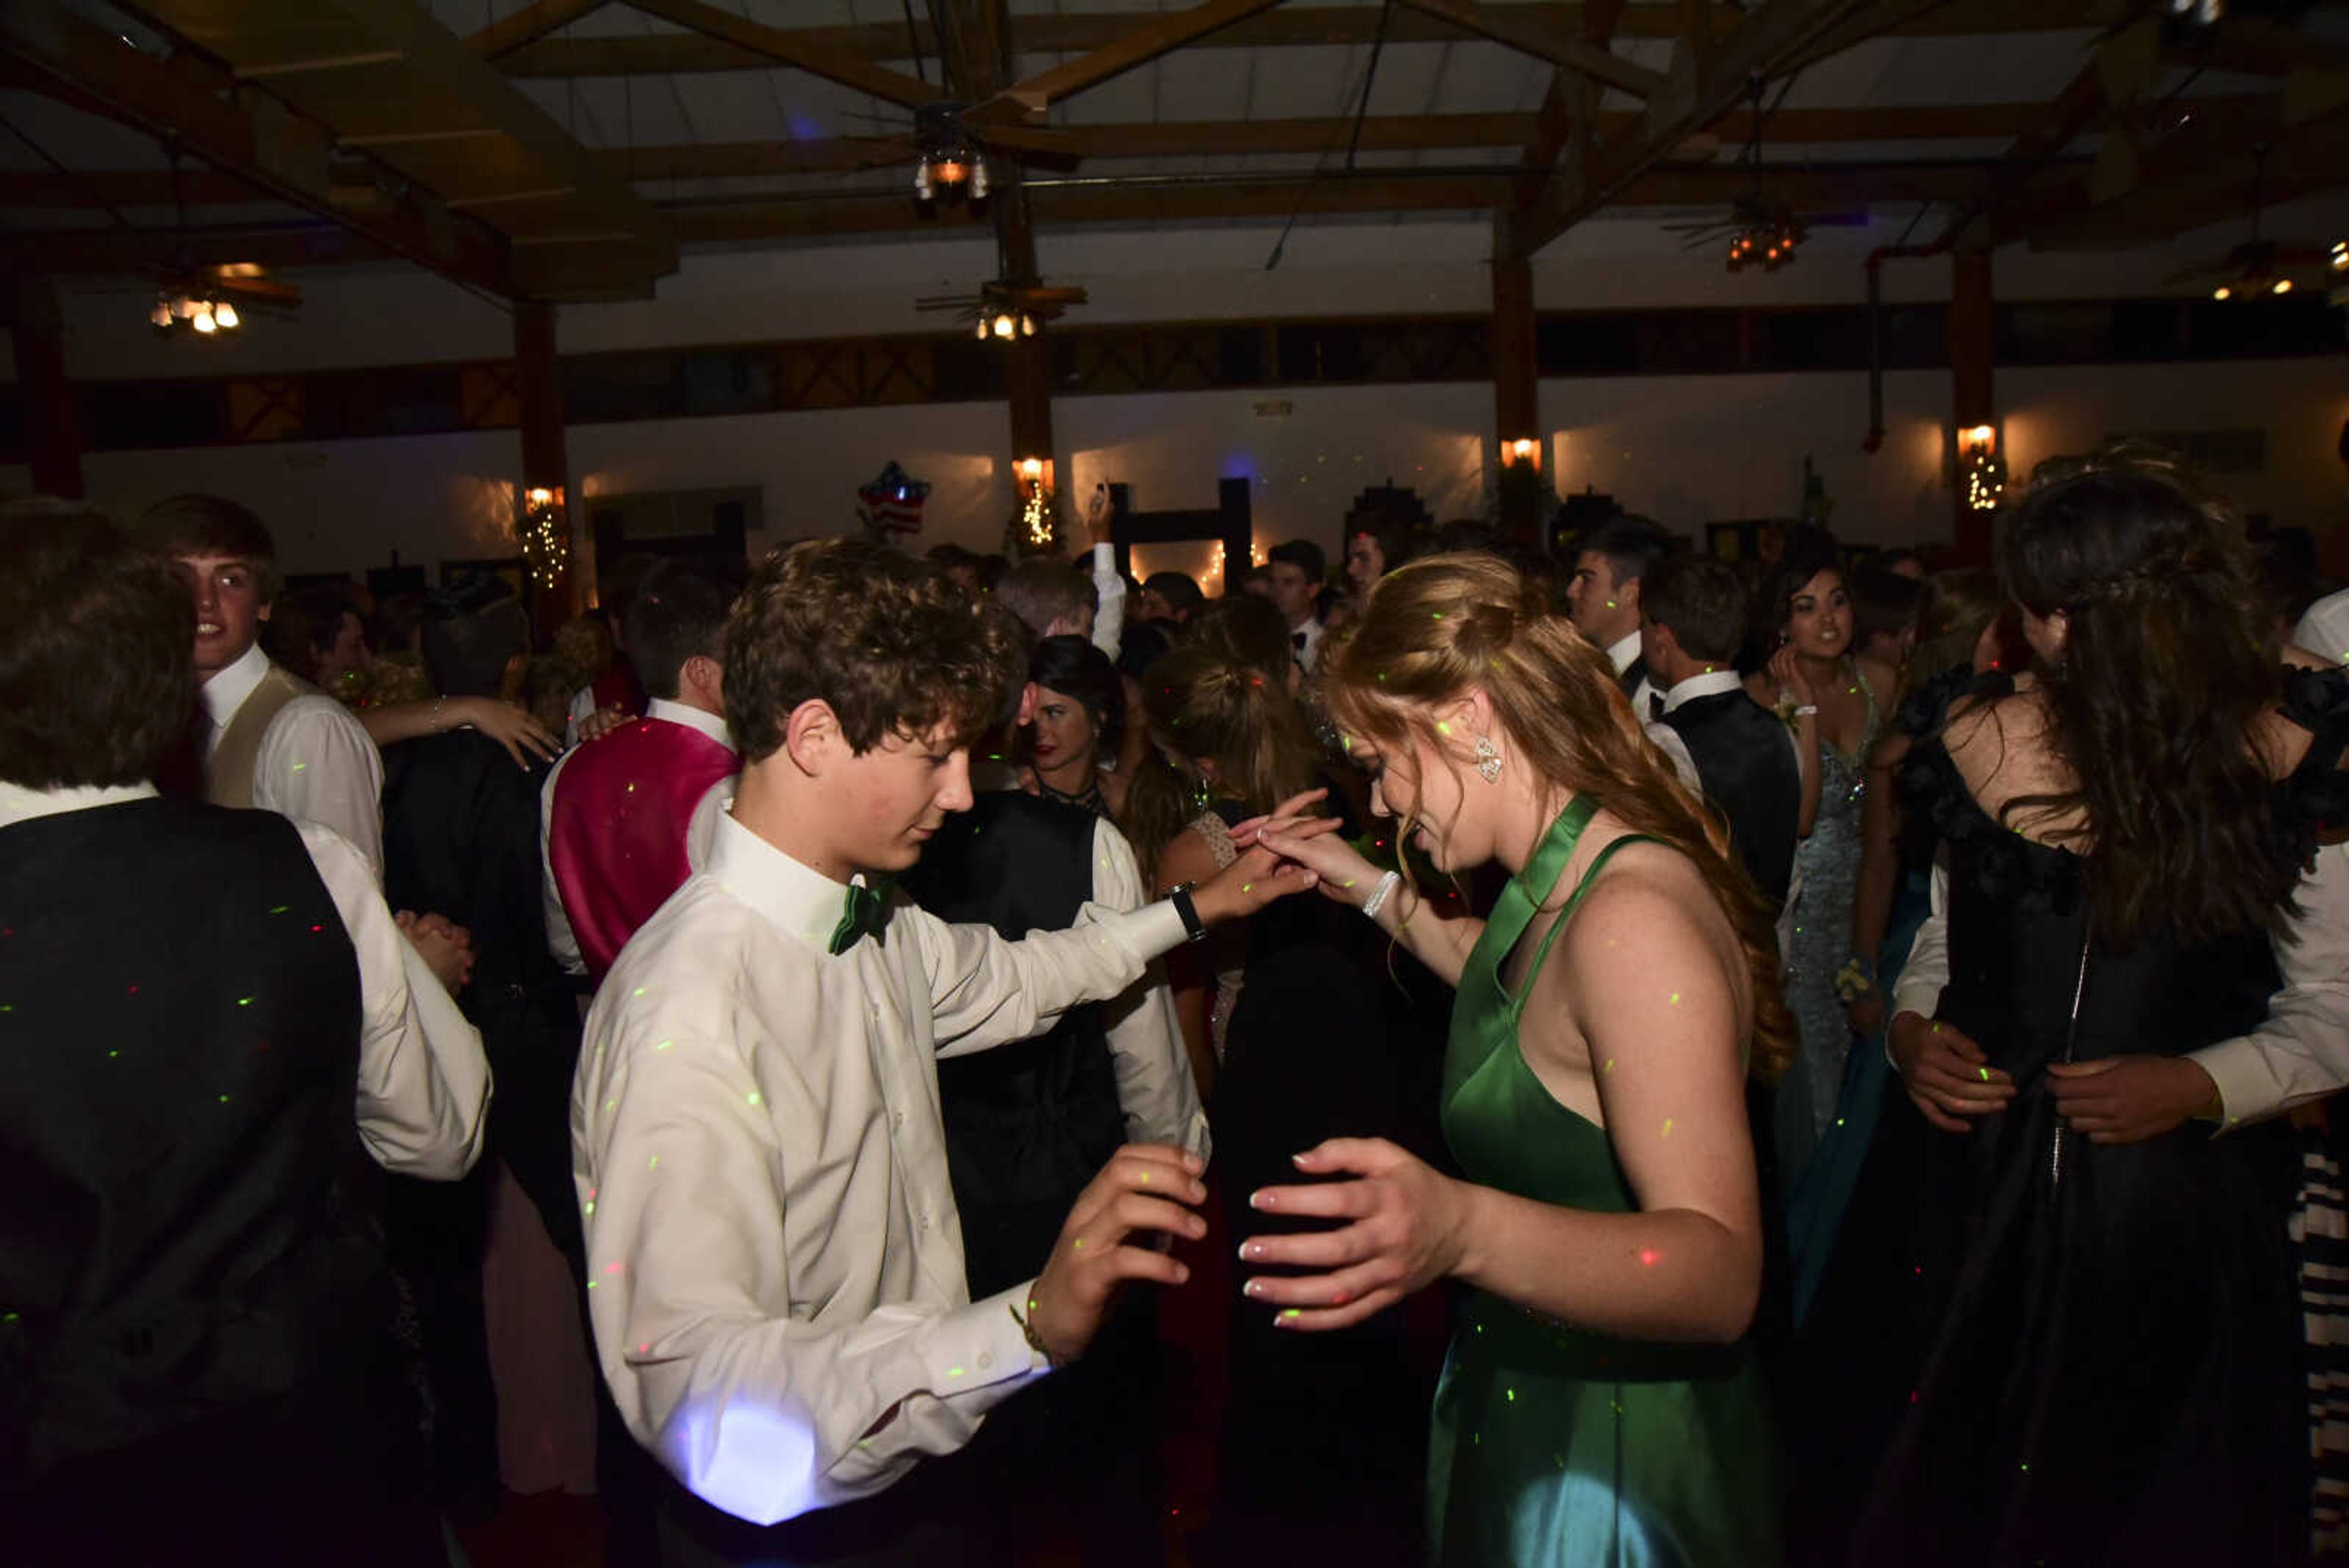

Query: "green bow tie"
(828, 879), (892, 956)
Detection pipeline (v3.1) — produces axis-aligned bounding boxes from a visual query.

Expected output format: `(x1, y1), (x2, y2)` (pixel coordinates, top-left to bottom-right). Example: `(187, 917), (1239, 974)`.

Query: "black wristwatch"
(1166, 883), (1209, 943)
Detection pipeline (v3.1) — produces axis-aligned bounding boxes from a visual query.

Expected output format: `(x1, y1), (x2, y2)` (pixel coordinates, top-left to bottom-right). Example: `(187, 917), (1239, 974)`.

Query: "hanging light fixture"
(1957, 424), (2006, 513)
(213, 299), (239, 330)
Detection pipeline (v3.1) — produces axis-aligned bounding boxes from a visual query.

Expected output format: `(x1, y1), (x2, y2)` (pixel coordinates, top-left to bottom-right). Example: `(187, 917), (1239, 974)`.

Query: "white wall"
(42, 354), (2345, 580)
(18, 195), (2348, 573)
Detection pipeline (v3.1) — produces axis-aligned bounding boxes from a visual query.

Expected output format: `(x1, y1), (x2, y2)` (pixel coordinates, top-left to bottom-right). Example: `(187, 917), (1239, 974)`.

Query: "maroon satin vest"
(547, 716), (737, 980)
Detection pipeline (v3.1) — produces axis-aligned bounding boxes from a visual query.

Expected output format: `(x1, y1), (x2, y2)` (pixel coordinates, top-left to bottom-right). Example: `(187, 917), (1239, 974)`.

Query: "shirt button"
(892, 1110), (905, 1129)
(977, 1352), (993, 1370)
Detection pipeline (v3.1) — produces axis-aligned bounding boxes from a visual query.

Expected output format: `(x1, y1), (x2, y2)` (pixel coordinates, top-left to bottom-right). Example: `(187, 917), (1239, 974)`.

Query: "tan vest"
(206, 662), (320, 809)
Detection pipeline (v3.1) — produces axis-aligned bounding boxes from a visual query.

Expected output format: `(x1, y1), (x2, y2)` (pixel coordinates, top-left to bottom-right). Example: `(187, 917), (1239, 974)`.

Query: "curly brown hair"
(1321, 552), (1794, 1081)
(724, 539), (1024, 763)
(1, 499), (198, 788)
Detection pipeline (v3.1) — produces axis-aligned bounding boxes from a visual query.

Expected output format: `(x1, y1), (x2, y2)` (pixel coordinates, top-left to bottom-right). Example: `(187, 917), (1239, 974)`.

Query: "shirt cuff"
(1091, 898), (1189, 966)
(965, 1282), (1054, 1379)
(2186, 1039), (2265, 1134)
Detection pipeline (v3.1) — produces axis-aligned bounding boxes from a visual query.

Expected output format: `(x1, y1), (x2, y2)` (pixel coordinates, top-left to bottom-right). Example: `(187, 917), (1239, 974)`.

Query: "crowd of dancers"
(2, 446), (2345, 1568)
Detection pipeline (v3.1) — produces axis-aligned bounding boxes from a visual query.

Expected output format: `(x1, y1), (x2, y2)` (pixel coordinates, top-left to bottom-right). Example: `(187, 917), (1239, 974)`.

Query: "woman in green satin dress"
(1246, 554), (1790, 1567)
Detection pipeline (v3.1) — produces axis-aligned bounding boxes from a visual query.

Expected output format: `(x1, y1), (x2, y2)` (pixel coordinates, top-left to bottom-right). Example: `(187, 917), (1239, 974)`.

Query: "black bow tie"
(828, 878), (893, 956)
(1293, 630), (1308, 650)
(1649, 692), (1667, 721)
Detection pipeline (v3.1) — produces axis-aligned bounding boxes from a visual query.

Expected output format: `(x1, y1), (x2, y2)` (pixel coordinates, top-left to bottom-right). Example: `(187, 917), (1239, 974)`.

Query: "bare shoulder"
(1549, 836), (1737, 987)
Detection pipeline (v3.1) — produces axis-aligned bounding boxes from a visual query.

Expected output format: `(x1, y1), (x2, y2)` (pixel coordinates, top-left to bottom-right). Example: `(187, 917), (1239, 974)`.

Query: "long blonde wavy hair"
(1321, 552), (1794, 1080)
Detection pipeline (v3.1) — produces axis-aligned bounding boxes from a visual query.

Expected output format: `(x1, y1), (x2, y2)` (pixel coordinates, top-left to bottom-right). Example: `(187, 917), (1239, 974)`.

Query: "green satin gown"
(1427, 798), (1779, 1567)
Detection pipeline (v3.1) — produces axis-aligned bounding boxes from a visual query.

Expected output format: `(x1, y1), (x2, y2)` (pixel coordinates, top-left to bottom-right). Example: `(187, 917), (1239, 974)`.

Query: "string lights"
(1957, 425), (2006, 513)
(519, 485), (570, 593)
(1019, 458), (1055, 554)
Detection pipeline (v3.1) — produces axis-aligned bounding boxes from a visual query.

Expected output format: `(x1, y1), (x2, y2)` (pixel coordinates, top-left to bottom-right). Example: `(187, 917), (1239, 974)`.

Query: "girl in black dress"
(1864, 461), (2347, 1566)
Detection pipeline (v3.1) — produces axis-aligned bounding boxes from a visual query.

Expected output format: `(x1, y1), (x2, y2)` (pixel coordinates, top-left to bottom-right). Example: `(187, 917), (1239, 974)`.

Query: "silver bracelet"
(1793, 704), (1819, 717)
(1359, 870), (1402, 923)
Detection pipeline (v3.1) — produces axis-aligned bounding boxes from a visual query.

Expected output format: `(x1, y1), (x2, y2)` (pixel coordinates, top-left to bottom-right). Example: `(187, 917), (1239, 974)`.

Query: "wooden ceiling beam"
(1395, 0), (1666, 99)
(0, 0), (514, 294)
(971, 0), (1287, 122)
(626, 0), (941, 109)
(1, 157), (2026, 273)
(650, 158), (2012, 245)
(495, 0), (2114, 78)
(8, 100), (2237, 209)
(467, 0), (610, 62)
(1998, 97), (2349, 249)
(1513, 0), (1881, 255)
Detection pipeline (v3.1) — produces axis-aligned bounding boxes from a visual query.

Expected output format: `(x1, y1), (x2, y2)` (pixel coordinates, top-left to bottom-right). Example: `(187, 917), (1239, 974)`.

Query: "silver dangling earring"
(1472, 735), (1502, 785)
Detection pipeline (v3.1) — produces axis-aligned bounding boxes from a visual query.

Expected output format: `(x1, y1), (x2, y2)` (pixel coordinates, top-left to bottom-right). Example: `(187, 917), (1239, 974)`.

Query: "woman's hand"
(1189, 788), (1340, 924)
(1888, 1011), (2013, 1132)
(450, 697), (560, 767)
(1768, 644), (1817, 709)
(1236, 1138), (1473, 1331)
(1847, 990), (1886, 1038)
(576, 705), (635, 746)
(1234, 790), (1385, 910)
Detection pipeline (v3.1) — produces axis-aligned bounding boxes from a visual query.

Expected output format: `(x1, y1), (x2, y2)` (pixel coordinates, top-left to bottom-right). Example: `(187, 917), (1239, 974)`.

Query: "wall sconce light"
(1956, 424), (2006, 513)
(1507, 436), (1540, 470)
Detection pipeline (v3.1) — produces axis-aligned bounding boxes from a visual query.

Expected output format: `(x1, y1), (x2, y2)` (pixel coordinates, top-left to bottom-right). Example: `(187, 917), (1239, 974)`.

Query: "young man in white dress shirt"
(132, 493), (390, 882)
(0, 501), (491, 1564)
(573, 538), (1311, 1566)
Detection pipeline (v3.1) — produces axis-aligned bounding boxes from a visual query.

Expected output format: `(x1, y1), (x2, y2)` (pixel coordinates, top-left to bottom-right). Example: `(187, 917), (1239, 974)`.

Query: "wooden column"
(10, 275), (83, 499)
(514, 299), (576, 633)
(1948, 246), (1995, 566)
(1004, 327), (1058, 551)
(1491, 253), (1543, 544)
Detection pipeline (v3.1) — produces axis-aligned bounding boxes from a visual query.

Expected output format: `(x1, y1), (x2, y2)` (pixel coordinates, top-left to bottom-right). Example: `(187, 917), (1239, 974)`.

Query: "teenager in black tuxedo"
(1639, 552), (1803, 913)
(0, 500), (486, 1567)
(1564, 513), (1673, 710)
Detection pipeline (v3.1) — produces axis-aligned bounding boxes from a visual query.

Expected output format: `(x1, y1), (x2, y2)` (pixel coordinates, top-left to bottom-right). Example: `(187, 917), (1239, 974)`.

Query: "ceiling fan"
(2163, 147), (2328, 299)
(914, 277), (1088, 340)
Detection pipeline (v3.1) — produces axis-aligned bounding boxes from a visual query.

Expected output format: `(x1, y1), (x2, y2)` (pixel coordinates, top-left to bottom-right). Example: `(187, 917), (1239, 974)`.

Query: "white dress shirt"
(1891, 845), (2349, 1130)
(2296, 589), (2349, 666)
(1291, 615), (1326, 675)
(0, 781), (490, 1178)
(1606, 628), (1658, 718)
(540, 698), (737, 976)
(1073, 815), (1207, 1154)
(573, 810), (1189, 1526)
(204, 642), (386, 883)
(1088, 542), (1127, 666)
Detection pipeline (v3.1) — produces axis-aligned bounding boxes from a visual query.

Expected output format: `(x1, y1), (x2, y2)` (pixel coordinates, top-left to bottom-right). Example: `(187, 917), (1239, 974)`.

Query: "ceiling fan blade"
(212, 276), (302, 303)
(913, 295), (982, 311)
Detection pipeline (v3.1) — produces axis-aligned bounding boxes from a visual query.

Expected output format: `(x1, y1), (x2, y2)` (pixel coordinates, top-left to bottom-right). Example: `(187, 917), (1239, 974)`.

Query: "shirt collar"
(1606, 630), (1643, 677)
(1661, 669), (1745, 714)
(0, 781), (159, 832)
(645, 697), (735, 753)
(201, 641), (270, 730)
(707, 811), (878, 952)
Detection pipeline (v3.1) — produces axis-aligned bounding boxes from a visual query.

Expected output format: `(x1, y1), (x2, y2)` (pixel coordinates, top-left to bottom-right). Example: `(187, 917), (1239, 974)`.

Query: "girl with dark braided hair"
(1863, 461), (2349, 1566)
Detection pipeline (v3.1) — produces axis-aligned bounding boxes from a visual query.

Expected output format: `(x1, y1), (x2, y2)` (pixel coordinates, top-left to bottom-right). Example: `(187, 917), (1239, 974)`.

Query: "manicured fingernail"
(1250, 1190), (1274, 1209)
(1173, 1263), (1190, 1284)
(1239, 1241), (1264, 1261)
(1291, 1151), (1312, 1167)
(1278, 1309), (1302, 1325)
(1242, 1279), (1266, 1298)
